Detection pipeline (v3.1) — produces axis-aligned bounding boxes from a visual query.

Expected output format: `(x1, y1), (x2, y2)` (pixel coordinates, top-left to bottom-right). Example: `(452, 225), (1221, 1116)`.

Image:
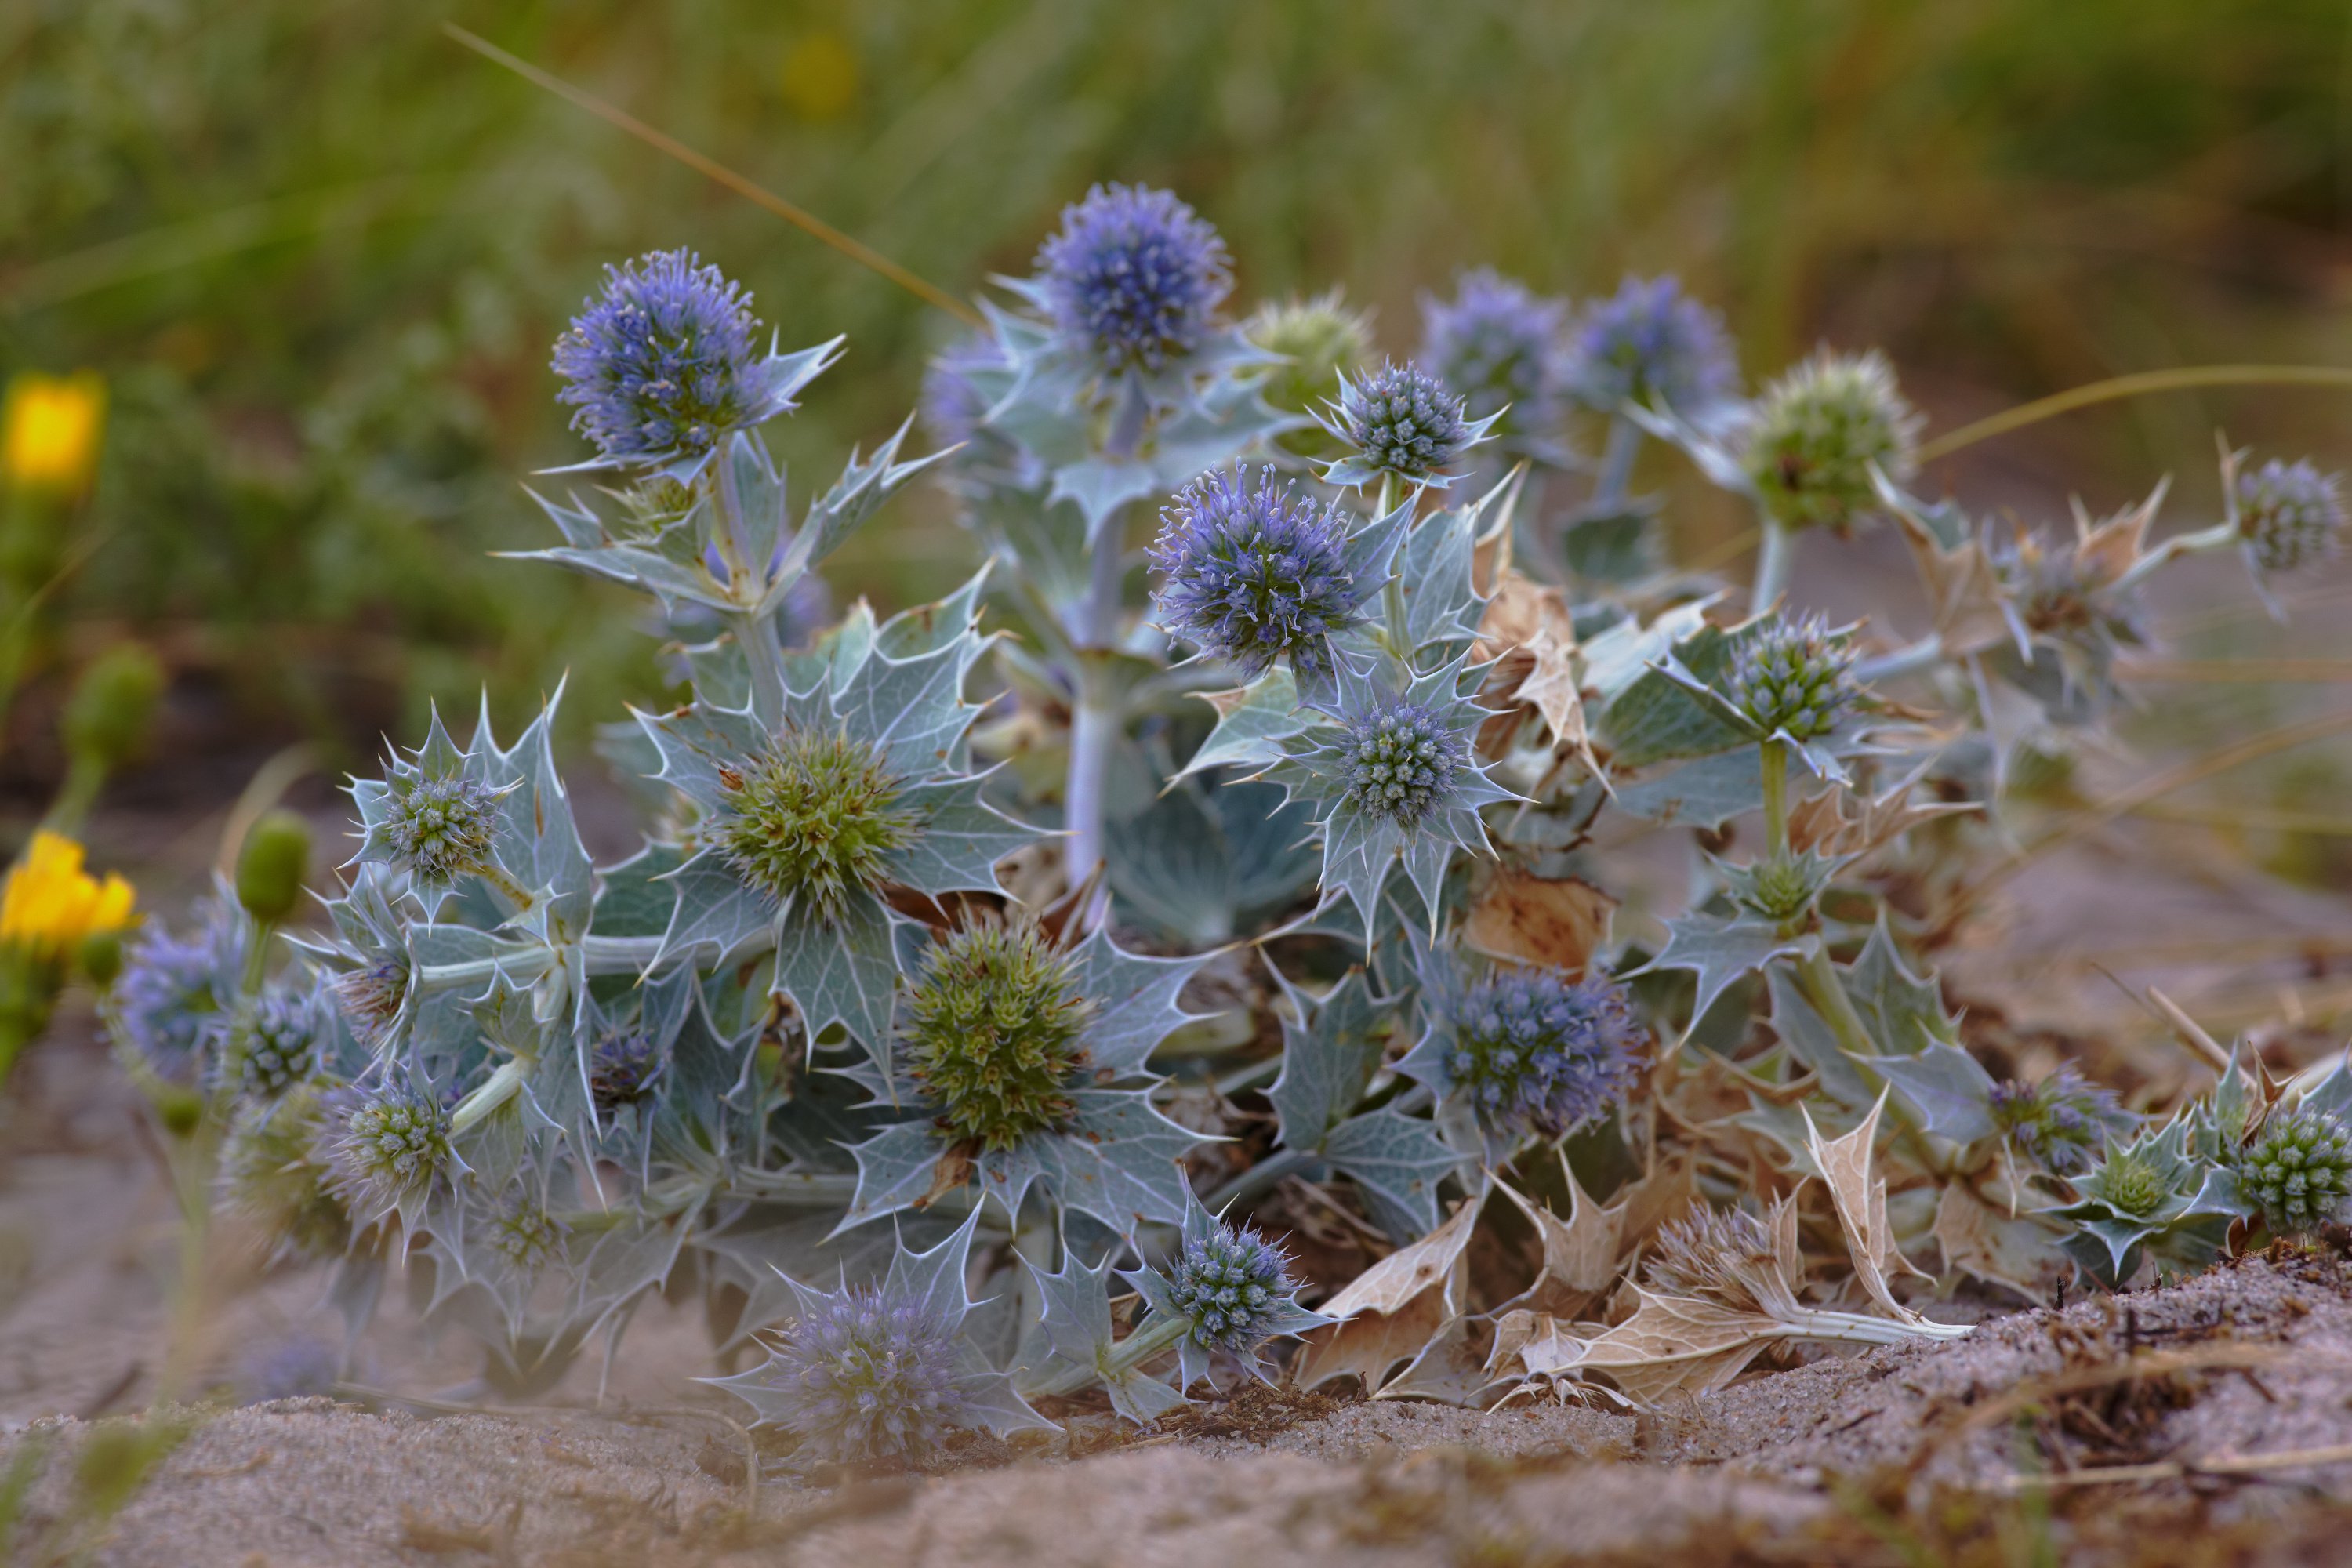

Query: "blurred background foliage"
(5, 0), (2352, 787)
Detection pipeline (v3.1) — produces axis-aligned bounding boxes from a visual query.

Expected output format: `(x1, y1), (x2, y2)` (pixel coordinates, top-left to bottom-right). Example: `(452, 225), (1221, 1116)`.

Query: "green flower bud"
(2090, 1149), (2166, 1218)
(62, 644), (164, 772)
(152, 1083), (204, 1138)
(2245, 1107), (2352, 1235)
(717, 728), (922, 921)
(1742, 350), (1919, 534)
(77, 927), (122, 986)
(906, 923), (1090, 1152)
(1726, 614), (1861, 742)
(235, 811), (313, 926)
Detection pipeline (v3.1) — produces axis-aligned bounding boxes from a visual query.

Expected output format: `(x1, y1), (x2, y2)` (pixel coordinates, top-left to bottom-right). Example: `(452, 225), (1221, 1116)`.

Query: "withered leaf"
(1294, 1183), (1489, 1392)
(1802, 1090), (1933, 1322)
(1460, 864), (1617, 977)
(1494, 1164), (1626, 1319)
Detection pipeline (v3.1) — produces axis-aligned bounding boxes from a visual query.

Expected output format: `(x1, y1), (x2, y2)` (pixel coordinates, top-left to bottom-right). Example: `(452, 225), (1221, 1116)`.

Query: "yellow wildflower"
(0, 831), (136, 959)
(2, 372), (107, 497)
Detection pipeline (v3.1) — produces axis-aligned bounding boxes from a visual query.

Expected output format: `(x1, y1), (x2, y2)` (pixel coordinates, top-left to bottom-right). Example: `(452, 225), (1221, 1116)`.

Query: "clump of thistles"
(1337, 699), (1465, 829)
(1150, 466), (1363, 684)
(222, 986), (324, 1100)
(1034, 183), (1232, 376)
(718, 728), (922, 922)
(552, 249), (772, 466)
(321, 1085), (452, 1218)
(1988, 1065), (2126, 1175)
(1418, 268), (1570, 434)
(1322, 361), (1476, 487)
(2244, 1107), (2352, 1235)
(905, 923), (1089, 1152)
(374, 776), (502, 887)
(1726, 615), (1860, 742)
(2235, 456), (2347, 575)
(1442, 968), (1645, 1142)
(756, 1283), (971, 1466)
(1742, 349), (1920, 534)
(1565, 275), (1740, 414)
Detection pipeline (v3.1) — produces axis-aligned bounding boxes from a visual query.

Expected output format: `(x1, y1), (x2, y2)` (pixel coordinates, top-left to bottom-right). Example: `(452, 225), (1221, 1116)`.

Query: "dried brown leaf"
(1460, 866), (1617, 978)
(1803, 1090), (1933, 1322)
(1787, 779), (1978, 862)
(1294, 1185), (1488, 1392)
(1933, 1181), (2069, 1299)
(1494, 1165), (1625, 1319)
(1374, 1313), (1496, 1406)
(2073, 484), (2165, 590)
(1890, 505), (2009, 656)
(1573, 1290), (1784, 1401)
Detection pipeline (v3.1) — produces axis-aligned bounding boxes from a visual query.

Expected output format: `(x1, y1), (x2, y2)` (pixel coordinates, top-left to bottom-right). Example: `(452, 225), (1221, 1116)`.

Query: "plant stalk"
(1592, 416), (1641, 511)
(1759, 739), (1790, 858)
(1751, 515), (1794, 609)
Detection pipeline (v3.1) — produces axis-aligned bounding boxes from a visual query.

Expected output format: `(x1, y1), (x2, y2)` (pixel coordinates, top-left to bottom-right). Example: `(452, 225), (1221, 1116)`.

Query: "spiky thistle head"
(372, 775), (502, 888)
(328, 956), (408, 1051)
(1149, 466), (1363, 684)
(589, 1028), (662, 1116)
(1336, 696), (1470, 831)
(1742, 349), (1920, 534)
(318, 1083), (452, 1218)
(1322, 361), (1477, 488)
(552, 249), (777, 466)
(717, 727), (923, 922)
(905, 922), (1091, 1152)
(105, 916), (234, 1084)
(1988, 1065), (2128, 1175)
(1033, 183), (1232, 376)
(1438, 967), (1645, 1143)
(2085, 1145), (2170, 1218)
(2243, 1107), (2352, 1235)
(2235, 456), (2347, 575)
(1565, 275), (1740, 414)
(1245, 289), (1374, 423)
(1418, 268), (1570, 435)
(221, 985), (325, 1102)
(488, 1200), (566, 1276)
(1725, 614), (1861, 742)
(1644, 1204), (1777, 1301)
(1161, 1218), (1306, 1357)
(220, 1082), (349, 1263)
(750, 1280), (972, 1466)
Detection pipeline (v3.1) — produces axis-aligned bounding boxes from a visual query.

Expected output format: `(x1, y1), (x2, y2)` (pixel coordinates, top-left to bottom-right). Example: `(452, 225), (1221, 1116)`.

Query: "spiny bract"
(1033, 183), (1232, 376)
(328, 956), (408, 1050)
(1328, 361), (1473, 485)
(2236, 456), (2347, 575)
(1742, 349), (1919, 533)
(2244, 1107), (2352, 1234)
(1337, 697), (1465, 829)
(717, 728), (923, 920)
(1442, 967), (1645, 1142)
(1150, 465), (1362, 683)
(905, 923), (1088, 1152)
(1565, 274), (1740, 414)
(1726, 614), (1860, 742)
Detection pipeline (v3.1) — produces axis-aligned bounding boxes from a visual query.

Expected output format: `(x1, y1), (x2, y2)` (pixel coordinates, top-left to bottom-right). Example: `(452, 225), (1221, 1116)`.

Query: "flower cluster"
(1419, 269), (1570, 434)
(368, 775), (502, 888)
(753, 1283), (969, 1465)
(1742, 350), (1919, 534)
(1160, 1219), (1303, 1356)
(2236, 456), (2347, 575)
(2243, 1107), (2352, 1235)
(1150, 466), (1363, 683)
(1034, 184), (1232, 376)
(551, 249), (770, 466)
(1336, 699), (1466, 829)
(589, 1029), (661, 1115)
(1439, 968), (1644, 1142)
(222, 986), (324, 1100)
(903, 923), (1088, 1152)
(320, 1085), (452, 1218)
(717, 728), (923, 921)
(1987, 1066), (2127, 1175)
(1564, 275), (1739, 414)
(1323, 361), (1476, 488)
(107, 918), (232, 1083)
(1726, 615), (1860, 742)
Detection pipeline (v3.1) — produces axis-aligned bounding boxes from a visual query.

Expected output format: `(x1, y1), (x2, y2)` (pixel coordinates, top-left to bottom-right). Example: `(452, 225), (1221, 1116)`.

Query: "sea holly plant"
(99, 183), (2352, 1454)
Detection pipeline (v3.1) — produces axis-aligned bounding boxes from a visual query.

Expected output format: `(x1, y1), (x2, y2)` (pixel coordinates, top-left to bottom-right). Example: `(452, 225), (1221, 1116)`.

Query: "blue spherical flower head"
(707, 1214), (1044, 1468)
(319, 1083), (455, 1225)
(1338, 697), (1466, 830)
(1418, 268), (1571, 437)
(589, 1027), (662, 1116)
(552, 250), (836, 477)
(1987, 1065), (2128, 1176)
(1127, 1201), (1330, 1388)
(1403, 960), (1646, 1146)
(2234, 455), (2347, 577)
(223, 984), (326, 1101)
(106, 913), (238, 1084)
(1566, 275), (1740, 414)
(1034, 184), (1232, 377)
(1149, 465), (1374, 686)
(1318, 361), (1493, 492)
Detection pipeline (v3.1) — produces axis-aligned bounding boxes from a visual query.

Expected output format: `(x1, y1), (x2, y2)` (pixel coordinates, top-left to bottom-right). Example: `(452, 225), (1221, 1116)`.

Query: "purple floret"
(1035, 184), (1232, 376)
(552, 249), (768, 463)
(1150, 466), (1360, 683)
(1565, 275), (1740, 413)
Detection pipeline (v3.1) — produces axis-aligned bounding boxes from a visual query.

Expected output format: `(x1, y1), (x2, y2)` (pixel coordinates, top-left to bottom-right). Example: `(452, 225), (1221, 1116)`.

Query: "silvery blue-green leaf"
(1399, 502), (1484, 656)
(1179, 667), (1308, 781)
(568, 1212), (690, 1338)
(1020, 1247), (1188, 1425)
(1580, 597), (1717, 706)
(472, 689), (594, 929)
(651, 850), (771, 969)
(1595, 624), (1751, 770)
(1007, 1090), (1202, 1232)
(835, 1120), (949, 1231)
(1323, 1109), (1456, 1236)
(1842, 916), (1959, 1054)
(875, 568), (993, 663)
(694, 1202), (953, 1348)
(1067, 925), (1212, 1075)
(1859, 1041), (1999, 1144)
(1107, 782), (1237, 945)
(2300, 1062), (2352, 1123)
(1265, 967), (1396, 1152)
(1610, 746), (1764, 829)
(1635, 910), (1809, 1033)
(633, 700), (768, 815)
(506, 491), (736, 615)
(1622, 398), (1758, 497)
(769, 892), (901, 1060)
(1050, 456), (1163, 539)
(766, 417), (952, 617)
(824, 628), (991, 782)
(890, 773), (1036, 898)
(1764, 967), (1876, 1107)
(1144, 370), (1301, 487)
(590, 844), (692, 939)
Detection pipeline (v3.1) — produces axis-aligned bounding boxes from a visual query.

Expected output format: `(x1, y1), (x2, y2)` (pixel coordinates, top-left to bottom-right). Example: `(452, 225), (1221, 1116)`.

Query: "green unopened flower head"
(221, 1082), (348, 1262)
(1730, 851), (1823, 923)
(2089, 1147), (2168, 1218)
(1743, 349), (1920, 534)
(380, 776), (501, 885)
(2244, 1106), (2352, 1235)
(63, 643), (164, 773)
(235, 811), (313, 926)
(719, 727), (922, 921)
(1726, 614), (1860, 742)
(2235, 456), (2347, 575)
(321, 1084), (452, 1217)
(222, 986), (325, 1101)
(491, 1201), (566, 1274)
(1245, 290), (1374, 423)
(906, 922), (1090, 1152)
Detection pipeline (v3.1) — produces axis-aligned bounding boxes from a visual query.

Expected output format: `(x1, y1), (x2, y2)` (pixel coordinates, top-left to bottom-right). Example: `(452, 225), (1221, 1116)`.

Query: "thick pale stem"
(2112, 519), (2242, 597)
(1797, 941), (1878, 1057)
(1592, 416), (1641, 511)
(1759, 739), (1790, 858)
(1751, 516), (1795, 609)
(1019, 1308), (1192, 1399)
(451, 1055), (532, 1133)
(412, 934), (688, 997)
(710, 463), (789, 726)
(1063, 494), (1128, 899)
(1854, 633), (1944, 686)
(1777, 1307), (1973, 1347)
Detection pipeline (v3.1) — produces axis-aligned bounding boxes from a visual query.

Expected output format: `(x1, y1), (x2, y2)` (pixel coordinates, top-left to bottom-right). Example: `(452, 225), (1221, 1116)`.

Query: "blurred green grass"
(5, 0), (2352, 766)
